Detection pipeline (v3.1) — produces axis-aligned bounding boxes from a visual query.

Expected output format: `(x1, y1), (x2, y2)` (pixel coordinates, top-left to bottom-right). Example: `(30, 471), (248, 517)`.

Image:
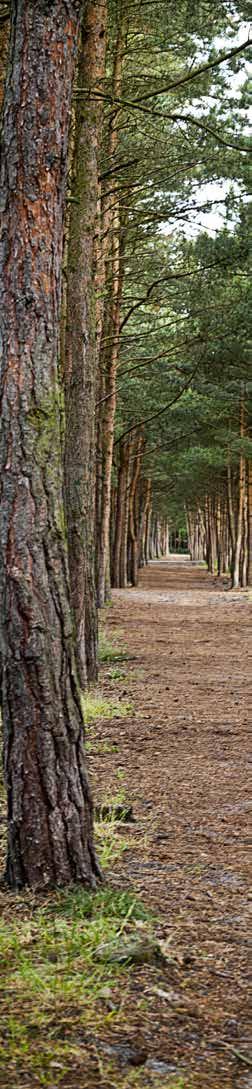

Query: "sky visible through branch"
(161, 20), (251, 239)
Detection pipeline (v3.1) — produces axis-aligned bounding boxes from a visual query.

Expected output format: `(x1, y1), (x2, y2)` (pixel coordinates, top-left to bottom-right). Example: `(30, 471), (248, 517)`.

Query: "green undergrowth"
(104, 1076), (189, 1089)
(119, 1080), (188, 1089)
(82, 690), (133, 724)
(0, 657), (193, 1087)
(98, 628), (131, 664)
(0, 773), (155, 1086)
(82, 687), (133, 761)
(0, 875), (155, 1086)
(95, 810), (130, 866)
(107, 665), (128, 681)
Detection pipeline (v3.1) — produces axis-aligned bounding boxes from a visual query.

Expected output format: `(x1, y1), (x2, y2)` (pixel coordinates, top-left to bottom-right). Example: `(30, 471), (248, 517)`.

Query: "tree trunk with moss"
(96, 15), (126, 607)
(0, 0), (100, 890)
(64, 0), (107, 686)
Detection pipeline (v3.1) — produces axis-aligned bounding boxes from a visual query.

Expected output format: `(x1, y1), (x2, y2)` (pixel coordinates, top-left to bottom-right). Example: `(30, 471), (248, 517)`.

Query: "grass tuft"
(82, 690), (133, 723)
(0, 873), (154, 1085)
(98, 629), (131, 663)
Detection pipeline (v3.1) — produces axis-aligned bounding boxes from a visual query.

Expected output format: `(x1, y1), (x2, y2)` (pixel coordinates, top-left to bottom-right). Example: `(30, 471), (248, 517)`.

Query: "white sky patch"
(160, 21), (251, 239)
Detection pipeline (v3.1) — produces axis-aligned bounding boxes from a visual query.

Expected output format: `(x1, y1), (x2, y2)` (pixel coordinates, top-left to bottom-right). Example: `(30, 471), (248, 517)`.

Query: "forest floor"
(0, 558), (251, 1089)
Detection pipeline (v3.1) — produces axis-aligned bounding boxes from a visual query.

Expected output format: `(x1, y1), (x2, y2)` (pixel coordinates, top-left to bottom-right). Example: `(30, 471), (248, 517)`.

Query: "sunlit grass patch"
(0, 881), (154, 1084)
(95, 814), (130, 867)
(82, 690), (133, 723)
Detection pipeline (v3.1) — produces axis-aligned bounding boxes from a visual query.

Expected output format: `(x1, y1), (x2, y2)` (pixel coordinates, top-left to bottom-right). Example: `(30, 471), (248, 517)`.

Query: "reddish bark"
(64, 0), (107, 686)
(96, 17), (126, 606)
(0, 0), (100, 888)
(247, 460), (252, 587)
(112, 439), (131, 587)
(128, 435), (143, 586)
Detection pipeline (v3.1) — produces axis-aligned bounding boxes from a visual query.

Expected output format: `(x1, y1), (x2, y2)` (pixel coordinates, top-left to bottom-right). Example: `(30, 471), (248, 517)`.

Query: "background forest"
(69, 0), (251, 663)
(0, 3), (251, 1088)
(0, 0), (251, 886)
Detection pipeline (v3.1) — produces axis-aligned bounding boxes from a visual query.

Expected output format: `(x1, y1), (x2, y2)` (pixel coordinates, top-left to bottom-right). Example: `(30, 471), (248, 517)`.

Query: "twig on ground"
(220, 1041), (252, 1068)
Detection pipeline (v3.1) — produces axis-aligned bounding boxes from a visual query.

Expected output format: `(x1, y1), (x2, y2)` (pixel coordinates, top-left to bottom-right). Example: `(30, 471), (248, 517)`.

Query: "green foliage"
(0, 879), (154, 1084)
(103, 0), (251, 527)
(116, 209), (251, 525)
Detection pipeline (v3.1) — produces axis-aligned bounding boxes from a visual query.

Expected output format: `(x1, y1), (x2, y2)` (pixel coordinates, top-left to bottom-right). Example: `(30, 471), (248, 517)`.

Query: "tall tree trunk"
(145, 488), (152, 564)
(216, 496), (222, 576)
(241, 484), (248, 588)
(139, 479), (151, 567)
(120, 441), (132, 586)
(96, 15), (126, 606)
(98, 251), (122, 604)
(186, 509), (193, 559)
(0, 0), (100, 890)
(113, 439), (130, 587)
(227, 460), (236, 578)
(216, 494), (229, 576)
(205, 497), (216, 573)
(232, 399), (245, 589)
(128, 435), (143, 586)
(64, 0), (107, 686)
(247, 460), (252, 587)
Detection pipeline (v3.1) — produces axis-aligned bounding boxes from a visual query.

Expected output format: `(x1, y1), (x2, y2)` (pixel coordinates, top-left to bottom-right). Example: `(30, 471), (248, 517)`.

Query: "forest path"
(93, 558), (252, 1088)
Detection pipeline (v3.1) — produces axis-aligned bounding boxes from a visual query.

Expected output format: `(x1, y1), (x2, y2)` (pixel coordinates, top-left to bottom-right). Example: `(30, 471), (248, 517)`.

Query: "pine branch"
(135, 38), (251, 101)
(114, 362), (201, 445)
(74, 87), (250, 154)
(119, 264), (228, 333)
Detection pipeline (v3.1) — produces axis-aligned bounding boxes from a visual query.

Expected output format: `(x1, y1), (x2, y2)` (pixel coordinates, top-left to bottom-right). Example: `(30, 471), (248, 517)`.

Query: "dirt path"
(92, 558), (252, 1088)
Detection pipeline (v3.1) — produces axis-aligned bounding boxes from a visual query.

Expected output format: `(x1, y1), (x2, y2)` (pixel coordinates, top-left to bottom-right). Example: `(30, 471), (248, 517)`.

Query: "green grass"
(95, 812), (130, 865)
(0, 873), (154, 1086)
(107, 666), (128, 681)
(98, 629), (131, 663)
(86, 736), (119, 754)
(105, 1072), (189, 1089)
(0, 789), (152, 1085)
(82, 690), (133, 723)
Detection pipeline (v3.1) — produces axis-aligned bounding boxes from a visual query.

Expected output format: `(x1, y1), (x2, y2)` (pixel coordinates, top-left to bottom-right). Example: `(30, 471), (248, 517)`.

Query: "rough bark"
(216, 496), (224, 576)
(241, 484), (248, 588)
(247, 460), (252, 587)
(0, 0), (100, 889)
(139, 479), (151, 567)
(227, 460), (236, 576)
(97, 256), (122, 604)
(232, 399), (245, 589)
(96, 16), (126, 606)
(112, 439), (130, 587)
(144, 490), (152, 564)
(128, 435), (143, 586)
(64, 0), (107, 686)
(0, 15), (9, 114)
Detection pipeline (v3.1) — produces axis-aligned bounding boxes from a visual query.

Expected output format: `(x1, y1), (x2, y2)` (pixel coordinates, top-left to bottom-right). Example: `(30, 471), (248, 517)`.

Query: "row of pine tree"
(0, 0), (250, 886)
